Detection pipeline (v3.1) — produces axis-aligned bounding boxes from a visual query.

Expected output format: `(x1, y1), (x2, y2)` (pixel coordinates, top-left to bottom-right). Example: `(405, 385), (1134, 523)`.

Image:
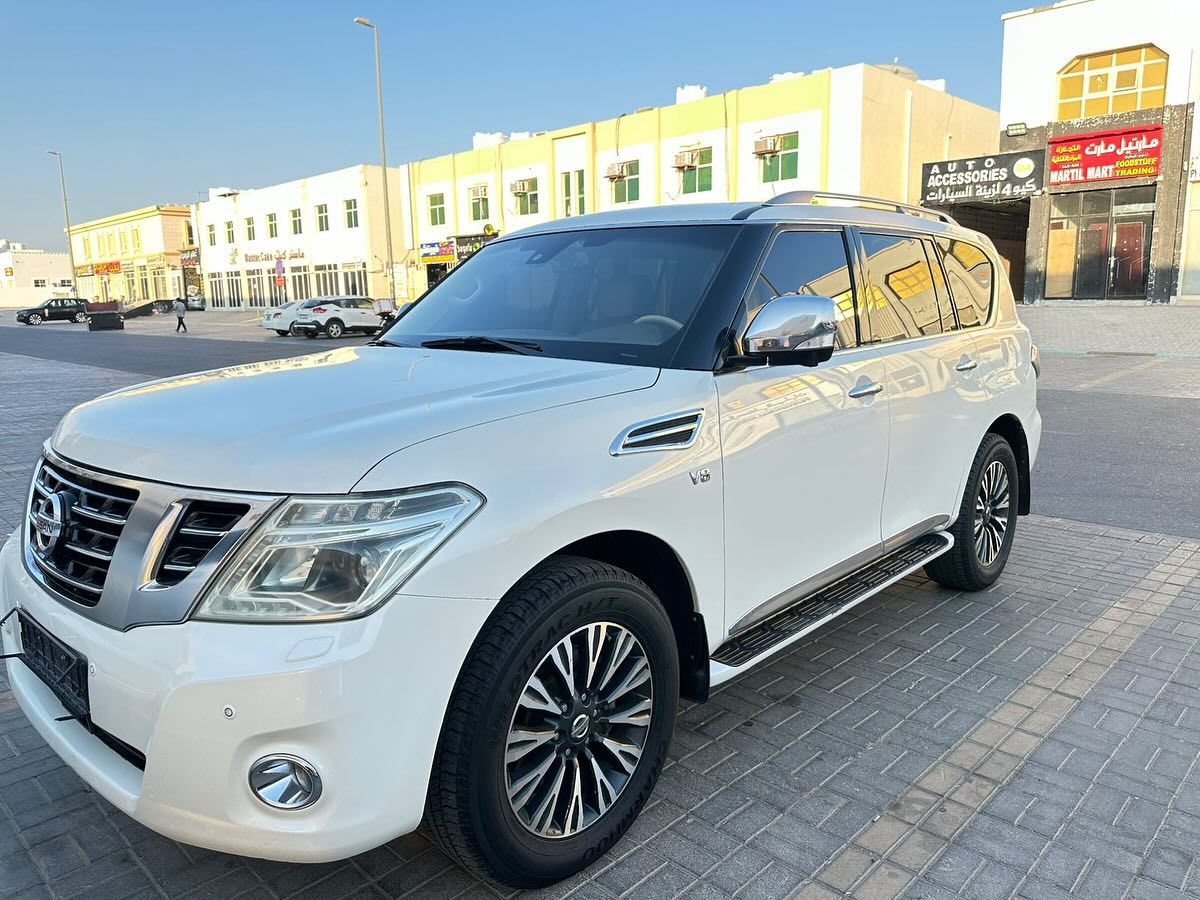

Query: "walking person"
(172, 297), (188, 333)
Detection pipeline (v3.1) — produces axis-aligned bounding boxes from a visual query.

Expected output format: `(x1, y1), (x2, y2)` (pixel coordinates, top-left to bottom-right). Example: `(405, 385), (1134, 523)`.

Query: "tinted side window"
(936, 238), (994, 328)
(923, 239), (958, 332)
(747, 230), (857, 349)
(860, 233), (942, 343)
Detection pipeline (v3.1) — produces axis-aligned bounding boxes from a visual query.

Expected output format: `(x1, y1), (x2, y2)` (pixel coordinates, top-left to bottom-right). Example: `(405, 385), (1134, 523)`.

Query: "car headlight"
(194, 484), (483, 622)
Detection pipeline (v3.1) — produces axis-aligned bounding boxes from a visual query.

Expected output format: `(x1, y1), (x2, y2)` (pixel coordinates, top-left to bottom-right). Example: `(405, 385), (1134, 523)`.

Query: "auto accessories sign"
(922, 150), (1044, 204)
(1048, 125), (1162, 186)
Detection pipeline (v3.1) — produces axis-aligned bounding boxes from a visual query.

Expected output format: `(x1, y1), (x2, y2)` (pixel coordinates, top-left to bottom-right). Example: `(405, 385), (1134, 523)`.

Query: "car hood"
(51, 346), (659, 493)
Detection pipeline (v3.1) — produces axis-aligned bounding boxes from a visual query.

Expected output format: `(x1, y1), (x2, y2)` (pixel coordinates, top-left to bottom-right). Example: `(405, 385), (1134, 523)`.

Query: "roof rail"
(760, 190), (957, 225)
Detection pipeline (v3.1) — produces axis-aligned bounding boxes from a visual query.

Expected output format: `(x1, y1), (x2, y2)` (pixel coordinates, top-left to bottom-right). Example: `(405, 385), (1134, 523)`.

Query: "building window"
(314, 263), (339, 296)
(246, 269), (266, 307)
(470, 188), (489, 222)
(1058, 45), (1168, 121)
(152, 269), (166, 299)
(562, 169), (585, 216)
(185, 222), (194, 246)
(207, 224), (216, 246)
(516, 178), (539, 215)
(316, 204), (329, 232)
(290, 265), (311, 300)
(83, 237), (92, 260)
(245, 217), (256, 241)
(132, 227), (142, 253)
(290, 208), (302, 235)
(225, 271), (243, 306)
(267, 213), (278, 238)
(119, 230), (128, 253)
(762, 132), (799, 183)
(207, 273), (224, 307)
(681, 148), (714, 194)
(612, 161), (640, 204)
(33, 278), (47, 288)
(429, 193), (446, 226)
(342, 262), (367, 296)
(225, 221), (235, 243)
(345, 199), (359, 228)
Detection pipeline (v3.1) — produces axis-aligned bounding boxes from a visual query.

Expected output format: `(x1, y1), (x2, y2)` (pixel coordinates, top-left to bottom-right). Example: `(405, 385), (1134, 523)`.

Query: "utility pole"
(47, 150), (77, 297)
(354, 17), (396, 304)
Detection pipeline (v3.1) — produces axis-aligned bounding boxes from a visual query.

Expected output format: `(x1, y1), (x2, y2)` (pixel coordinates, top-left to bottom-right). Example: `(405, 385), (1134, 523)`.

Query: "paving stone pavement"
(1020, 306), (1200, 357)
(3, 353), (1200, 899)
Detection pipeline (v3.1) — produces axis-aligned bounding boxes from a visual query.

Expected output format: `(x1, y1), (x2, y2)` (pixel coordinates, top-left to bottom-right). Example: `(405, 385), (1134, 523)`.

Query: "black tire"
(303, 331), (317, 339)
(324, 319), (344, 339)
(427, 556), (679, 888)
(925, 433), (1018, 592)
(27, 314), (42, 326)
(275, 329), (288, 336)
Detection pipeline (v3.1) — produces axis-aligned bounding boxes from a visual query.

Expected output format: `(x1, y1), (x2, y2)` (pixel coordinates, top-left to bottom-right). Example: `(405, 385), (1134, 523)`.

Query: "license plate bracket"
(17, 612), (90, 720)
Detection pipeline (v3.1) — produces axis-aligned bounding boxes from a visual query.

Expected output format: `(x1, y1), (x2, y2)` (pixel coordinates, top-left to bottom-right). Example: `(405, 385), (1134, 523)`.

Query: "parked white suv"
(292, 295), (380, 339)
(259, 300), (307, 336)
(1, 193), (1039, 887)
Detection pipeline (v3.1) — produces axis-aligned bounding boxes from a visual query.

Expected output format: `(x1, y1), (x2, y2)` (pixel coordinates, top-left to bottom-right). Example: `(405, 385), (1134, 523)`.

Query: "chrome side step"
(709, 532), (953, 685)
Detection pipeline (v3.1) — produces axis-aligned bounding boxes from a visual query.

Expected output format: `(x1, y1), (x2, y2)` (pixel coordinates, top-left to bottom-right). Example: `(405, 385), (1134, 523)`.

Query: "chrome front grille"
(27, 458), (138, 606)
(154, 500), (250, 586)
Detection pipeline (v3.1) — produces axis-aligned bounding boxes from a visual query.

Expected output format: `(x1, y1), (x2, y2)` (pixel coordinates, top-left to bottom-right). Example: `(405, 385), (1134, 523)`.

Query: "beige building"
(0, 240), (73, 307)
(69, 205), (194, 303)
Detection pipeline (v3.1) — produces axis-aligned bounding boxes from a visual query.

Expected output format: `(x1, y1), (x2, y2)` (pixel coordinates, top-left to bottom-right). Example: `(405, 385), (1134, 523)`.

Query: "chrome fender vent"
(610, 409), (704, 456)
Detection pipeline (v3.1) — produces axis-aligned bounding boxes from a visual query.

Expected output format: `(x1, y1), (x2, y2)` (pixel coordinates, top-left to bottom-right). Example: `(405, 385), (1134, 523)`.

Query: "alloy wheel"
(505, 622), (653, 839)
(974, 459), (1010, 567)
(28, 314), (42, 325)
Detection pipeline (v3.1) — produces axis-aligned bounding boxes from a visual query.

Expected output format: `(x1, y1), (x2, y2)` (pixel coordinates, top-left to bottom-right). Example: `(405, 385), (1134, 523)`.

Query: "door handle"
(848, 381), (884, 399)
(955, 357), (978, 372)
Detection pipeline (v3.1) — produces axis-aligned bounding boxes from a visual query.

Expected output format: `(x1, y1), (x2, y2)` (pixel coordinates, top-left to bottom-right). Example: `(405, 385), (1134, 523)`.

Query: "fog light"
(248, 754), (322, 810)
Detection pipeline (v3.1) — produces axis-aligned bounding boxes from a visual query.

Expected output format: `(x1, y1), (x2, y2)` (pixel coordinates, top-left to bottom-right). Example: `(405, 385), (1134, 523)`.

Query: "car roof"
(501, 192), (989, 246)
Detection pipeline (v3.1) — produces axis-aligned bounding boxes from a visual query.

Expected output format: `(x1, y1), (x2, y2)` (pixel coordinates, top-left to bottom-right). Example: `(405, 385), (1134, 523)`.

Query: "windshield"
(382, 225), (737, 367)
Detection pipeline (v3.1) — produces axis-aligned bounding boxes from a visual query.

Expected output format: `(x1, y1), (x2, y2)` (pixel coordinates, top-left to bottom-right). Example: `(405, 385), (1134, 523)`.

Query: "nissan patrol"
(1, 192), (1040, 887)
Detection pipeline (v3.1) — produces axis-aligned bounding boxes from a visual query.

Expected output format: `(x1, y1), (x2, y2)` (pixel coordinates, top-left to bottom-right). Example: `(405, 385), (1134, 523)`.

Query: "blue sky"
(1, 0), (1017, 251)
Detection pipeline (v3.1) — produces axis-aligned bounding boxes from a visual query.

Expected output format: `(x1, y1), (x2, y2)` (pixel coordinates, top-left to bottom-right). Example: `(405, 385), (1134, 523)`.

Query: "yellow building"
(404, 63), (997, 293)
(69, 205), (194, 303)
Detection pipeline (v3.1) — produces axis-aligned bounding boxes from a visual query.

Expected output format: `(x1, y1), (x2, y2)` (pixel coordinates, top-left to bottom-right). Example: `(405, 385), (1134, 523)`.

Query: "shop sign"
(3, 267), (12, 277)
(92, 261), (122, 274)
(179, 248), (200, 267)
(1048, 125), (1163, 186)
(243, 249), (305, 263)
(921, 150), (1045, 205)
(454, 232), (499, 263)
(421, 240), (455, 264)
(74, 265), (92, 277)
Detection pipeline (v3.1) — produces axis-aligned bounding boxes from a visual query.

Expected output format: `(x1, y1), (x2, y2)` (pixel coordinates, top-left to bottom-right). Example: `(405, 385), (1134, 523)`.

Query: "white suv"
(292, 295), (380, 339)
(259, 300), (307, 336)
(1, 193), (1039, 888)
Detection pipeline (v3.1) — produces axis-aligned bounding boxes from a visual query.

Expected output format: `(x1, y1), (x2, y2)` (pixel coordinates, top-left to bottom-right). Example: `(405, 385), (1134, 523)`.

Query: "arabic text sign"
(1049, 125), (1162, 186)
(921, 150), (1045, 205)
(421, 240), (455, 264)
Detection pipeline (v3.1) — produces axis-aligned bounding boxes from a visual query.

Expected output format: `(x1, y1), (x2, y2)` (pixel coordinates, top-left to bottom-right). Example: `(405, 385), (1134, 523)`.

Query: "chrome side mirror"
(742, 294), (838, 365)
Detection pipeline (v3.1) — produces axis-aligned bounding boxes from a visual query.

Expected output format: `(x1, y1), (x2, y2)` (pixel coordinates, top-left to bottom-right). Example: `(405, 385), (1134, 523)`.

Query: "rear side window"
(924, 239), (958, 332)
(747, 230), (858, 349)
(936, 238), (994, 328)
(860, 232), (943, 343)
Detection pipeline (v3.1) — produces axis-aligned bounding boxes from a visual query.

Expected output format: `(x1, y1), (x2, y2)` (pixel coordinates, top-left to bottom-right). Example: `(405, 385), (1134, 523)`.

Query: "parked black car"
(15, 298), (89, 325)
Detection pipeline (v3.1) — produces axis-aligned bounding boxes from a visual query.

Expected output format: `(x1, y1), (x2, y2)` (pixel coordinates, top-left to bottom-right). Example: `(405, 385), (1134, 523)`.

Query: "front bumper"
(0, 536), (493, 862)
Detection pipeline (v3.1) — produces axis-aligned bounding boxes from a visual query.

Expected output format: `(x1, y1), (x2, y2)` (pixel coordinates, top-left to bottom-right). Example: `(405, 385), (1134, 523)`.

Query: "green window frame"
(290, 208), (302, 235)
(762, 132), (800, 183)
(681, 147), (714, 194)
(429, 193), (446, 226)
(562, 169), (585, 216)
(224, 221), (234, 243)
(613, 161), (640, 204)
(245, 217), (255, 241)
(206, 224), (216, 246)
(267, 213), (278, 238)
(470, 193), (489, 222)
(517, 178), (539, 215)
(316, 204), (329, 232)
(344, 199), (359, 228)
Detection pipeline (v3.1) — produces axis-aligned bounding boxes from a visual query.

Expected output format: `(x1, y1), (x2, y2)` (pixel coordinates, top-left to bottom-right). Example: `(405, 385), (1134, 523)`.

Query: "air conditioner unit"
(605, 162), (632, 181)
(673, 149), (701, 170)
(510, 179), (534, 195)
(753, 136), (781, 157)
(468, 184), (488, 200)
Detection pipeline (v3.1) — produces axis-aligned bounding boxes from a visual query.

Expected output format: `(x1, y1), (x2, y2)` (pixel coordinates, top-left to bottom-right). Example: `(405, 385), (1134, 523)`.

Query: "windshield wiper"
(420, 335), (543, 355)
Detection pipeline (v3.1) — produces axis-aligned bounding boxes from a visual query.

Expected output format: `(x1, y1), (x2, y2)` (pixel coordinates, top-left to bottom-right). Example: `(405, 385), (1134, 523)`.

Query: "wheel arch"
(543, 530), (710, 703)
(987, 413), (1030, 515)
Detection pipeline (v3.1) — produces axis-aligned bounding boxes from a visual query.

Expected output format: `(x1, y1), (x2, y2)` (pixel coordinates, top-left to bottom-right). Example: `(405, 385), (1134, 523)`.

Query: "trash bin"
(87, 312), (124, 331)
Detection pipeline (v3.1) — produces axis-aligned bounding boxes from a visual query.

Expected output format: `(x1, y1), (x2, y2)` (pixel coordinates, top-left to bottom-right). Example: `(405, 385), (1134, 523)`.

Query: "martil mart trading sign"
(1048, 125), (1162, 186)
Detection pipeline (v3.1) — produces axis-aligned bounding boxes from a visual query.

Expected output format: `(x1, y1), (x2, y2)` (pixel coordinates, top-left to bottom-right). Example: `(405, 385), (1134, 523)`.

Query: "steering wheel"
(633, 314), (683, 332)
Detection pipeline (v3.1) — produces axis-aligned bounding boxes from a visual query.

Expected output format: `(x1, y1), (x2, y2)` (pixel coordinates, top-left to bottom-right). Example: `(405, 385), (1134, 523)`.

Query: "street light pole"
(47, 150), (78, 298)
(354, 17), (396, 304)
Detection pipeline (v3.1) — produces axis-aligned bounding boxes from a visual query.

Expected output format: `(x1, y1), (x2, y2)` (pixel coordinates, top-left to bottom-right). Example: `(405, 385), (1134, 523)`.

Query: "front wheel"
(427, 557), (678, 888)
(925, 433), (1018, 591)
(73, 312), (87, 323)
(27, 313), (43, 325)
(324, 319), (344, 339)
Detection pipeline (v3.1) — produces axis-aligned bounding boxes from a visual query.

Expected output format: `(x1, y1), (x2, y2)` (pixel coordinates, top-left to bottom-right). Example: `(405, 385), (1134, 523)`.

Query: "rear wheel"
(73, 311), (87, 323)
(275, 329), (288, 336)
(428, 557), (678, 888)
(925, 433), (1018, 591)
(324, 319), (344, 339)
